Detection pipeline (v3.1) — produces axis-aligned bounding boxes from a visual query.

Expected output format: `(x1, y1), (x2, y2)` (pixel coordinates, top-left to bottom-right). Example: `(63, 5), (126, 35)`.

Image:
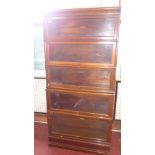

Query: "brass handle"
(80, 118), (85, 120)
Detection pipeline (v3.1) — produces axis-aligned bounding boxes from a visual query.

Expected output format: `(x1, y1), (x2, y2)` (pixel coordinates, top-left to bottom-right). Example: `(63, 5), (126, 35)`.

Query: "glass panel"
(51, 114), (110, 140)
(50, 92), (111, 114)
(47, 18), (117, 38)
(34, 26), (45, 70)
(49, 44), (113, 64)
(50, 67), (111, 88)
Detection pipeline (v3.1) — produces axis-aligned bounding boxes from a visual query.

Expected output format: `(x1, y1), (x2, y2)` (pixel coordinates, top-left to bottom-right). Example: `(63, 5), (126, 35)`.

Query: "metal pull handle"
(79, 117), (85, 120)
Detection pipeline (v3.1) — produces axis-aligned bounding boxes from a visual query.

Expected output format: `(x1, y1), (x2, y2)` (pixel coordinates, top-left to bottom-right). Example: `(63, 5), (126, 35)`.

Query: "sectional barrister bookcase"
(43, 7), (121, 154)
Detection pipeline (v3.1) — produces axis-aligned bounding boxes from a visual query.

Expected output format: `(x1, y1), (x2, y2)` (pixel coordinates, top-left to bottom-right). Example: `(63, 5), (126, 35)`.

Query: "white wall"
(120, 0), (155, 155)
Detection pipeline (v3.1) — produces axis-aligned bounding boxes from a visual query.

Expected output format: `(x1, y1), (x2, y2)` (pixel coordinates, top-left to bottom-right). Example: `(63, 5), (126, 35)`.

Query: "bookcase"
(44, 7), (121, 154)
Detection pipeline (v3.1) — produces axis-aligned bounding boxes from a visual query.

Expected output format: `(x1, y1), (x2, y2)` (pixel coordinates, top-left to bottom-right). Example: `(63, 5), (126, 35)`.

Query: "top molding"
(45, 7), (121, 17)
